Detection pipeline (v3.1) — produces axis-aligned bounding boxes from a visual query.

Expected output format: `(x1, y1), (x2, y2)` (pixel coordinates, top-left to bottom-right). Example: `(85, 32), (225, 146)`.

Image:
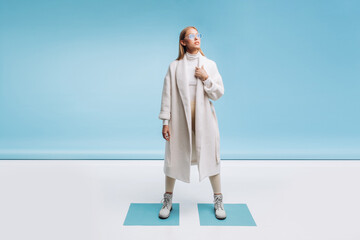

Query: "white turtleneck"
(163, 51), (212, 125)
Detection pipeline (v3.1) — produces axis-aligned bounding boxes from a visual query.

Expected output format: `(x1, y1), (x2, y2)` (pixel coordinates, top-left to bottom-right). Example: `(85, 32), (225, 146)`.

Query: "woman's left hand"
(195, 65), (209, 81)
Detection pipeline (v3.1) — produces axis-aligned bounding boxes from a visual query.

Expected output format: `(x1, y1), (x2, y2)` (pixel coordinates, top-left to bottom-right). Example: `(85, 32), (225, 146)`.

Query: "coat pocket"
(215, 131), (220, 164)
(165, 140), (171, 167)
(210, 101), (220, 164)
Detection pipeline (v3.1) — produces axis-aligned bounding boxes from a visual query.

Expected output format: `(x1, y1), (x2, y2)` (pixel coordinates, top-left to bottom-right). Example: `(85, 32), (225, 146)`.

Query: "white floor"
(0, 160), (359, 240)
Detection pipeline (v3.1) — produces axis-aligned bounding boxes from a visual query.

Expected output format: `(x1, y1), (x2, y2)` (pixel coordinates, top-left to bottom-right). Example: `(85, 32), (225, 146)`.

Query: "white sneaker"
(159, 192), (173, 219)
(214, 193), (226, 220)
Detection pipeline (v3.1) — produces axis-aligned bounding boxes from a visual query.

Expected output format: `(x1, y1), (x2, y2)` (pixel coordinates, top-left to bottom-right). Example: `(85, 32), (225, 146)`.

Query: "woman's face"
(181, 28), (201, 52)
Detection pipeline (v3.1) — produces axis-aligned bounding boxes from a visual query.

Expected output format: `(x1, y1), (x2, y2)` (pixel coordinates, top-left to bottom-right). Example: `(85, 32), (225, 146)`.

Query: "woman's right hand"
(162, 125), (170, 141)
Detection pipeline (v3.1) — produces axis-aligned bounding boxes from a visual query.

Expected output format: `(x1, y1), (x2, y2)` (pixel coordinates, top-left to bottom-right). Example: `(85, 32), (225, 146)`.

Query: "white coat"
(158, 53), (224, 183)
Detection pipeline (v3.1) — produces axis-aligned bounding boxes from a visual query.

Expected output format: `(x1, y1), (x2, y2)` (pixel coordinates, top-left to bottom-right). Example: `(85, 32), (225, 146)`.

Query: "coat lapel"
(175, 53), (206, 139)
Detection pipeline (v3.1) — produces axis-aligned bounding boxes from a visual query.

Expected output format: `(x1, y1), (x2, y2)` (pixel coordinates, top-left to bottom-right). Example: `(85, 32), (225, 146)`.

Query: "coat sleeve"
(158, 65), (171, 121)
(202, 62), (224, 101)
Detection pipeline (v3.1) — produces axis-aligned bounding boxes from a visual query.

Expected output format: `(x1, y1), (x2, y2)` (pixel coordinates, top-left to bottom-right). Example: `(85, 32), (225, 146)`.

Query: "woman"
(158, 26), (226, 220)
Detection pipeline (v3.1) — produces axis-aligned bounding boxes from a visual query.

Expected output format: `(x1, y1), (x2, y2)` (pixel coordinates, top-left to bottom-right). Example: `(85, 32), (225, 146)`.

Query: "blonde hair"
(176, 26), (205, 60)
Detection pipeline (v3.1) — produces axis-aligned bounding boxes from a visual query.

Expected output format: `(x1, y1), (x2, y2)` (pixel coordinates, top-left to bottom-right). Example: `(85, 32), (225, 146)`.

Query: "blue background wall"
(0, 0), (359, 159)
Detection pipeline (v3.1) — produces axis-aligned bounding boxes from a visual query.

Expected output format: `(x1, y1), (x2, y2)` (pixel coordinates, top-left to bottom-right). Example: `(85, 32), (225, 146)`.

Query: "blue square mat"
(197, 203), (256, 226)
(124, 203), (179, 226)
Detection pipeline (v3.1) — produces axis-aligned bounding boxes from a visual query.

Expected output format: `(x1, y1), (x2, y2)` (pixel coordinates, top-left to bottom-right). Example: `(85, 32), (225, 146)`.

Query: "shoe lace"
(160, 194), (172, 209)
(213, 194), (223, 210)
